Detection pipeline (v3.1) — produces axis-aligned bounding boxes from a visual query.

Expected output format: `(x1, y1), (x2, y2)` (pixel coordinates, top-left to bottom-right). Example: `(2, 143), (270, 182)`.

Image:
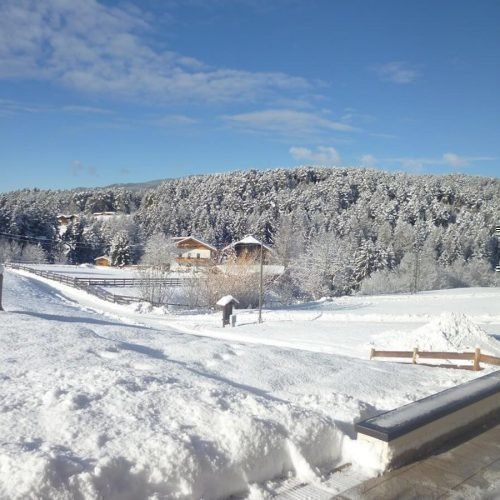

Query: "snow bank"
(373, 312), (500, 355)
(0, 392), (343, 499)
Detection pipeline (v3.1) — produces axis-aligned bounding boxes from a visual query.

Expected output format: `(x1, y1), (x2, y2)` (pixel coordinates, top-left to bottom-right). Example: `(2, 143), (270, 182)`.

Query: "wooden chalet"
(173, 236), (217, 266)
(94, 256), (112, 267)
(221, 235), (272, 264)
(57, 214), (77, 226)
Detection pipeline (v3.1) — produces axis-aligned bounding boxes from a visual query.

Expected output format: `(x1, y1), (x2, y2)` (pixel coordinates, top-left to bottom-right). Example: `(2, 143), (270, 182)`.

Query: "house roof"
(94, 255), (111, 261)
(174, 236), (217, 252)
(222, 235), (272, 252)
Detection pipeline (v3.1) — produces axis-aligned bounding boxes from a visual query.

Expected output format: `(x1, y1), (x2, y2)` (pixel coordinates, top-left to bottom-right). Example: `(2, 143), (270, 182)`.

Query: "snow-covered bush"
(140, 233), (175, 270)
(19, 243), (47, 264)
(137, 267), (175, 306)
(359, 256), (495, 295)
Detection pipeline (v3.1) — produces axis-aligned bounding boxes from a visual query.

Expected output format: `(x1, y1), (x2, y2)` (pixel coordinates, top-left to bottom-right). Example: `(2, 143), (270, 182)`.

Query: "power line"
(0, 231), (145, 249)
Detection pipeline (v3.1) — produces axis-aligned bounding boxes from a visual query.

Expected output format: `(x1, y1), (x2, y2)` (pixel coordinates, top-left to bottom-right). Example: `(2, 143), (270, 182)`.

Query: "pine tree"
(110, 231), (130, 267)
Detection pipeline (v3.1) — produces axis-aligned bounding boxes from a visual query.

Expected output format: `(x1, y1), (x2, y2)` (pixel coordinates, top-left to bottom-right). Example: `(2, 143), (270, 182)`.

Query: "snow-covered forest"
(1, 167), (498, 298)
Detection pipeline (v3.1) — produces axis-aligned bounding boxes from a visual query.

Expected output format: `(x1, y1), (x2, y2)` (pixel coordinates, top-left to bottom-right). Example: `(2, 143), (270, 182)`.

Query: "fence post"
(473, 347), (481, 371)
(370, 348), (375, 360)
(412, 348), (418, 364)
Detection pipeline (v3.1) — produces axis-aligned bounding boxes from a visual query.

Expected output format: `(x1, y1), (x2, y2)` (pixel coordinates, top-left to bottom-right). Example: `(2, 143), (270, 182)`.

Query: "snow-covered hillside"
(1, 270), (499, 499)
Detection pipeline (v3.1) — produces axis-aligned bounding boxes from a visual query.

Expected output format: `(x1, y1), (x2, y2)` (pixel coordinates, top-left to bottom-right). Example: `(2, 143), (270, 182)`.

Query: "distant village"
(57, 212), (274, 269)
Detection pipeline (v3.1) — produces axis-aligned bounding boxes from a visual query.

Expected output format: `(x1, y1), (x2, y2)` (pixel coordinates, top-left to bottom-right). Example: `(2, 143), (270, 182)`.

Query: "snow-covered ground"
(1, 268), (500, 499)
(21, 264), (198, 280)
(23, 264), (142, 279)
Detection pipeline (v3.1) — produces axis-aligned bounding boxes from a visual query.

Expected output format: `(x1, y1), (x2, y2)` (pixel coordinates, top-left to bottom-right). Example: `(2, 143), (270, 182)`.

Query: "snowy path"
(1, 272), (495, 499)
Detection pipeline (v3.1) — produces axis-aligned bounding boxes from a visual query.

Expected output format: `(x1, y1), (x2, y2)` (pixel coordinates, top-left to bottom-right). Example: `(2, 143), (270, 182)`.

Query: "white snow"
(216, 295), (239, 306)
(372, 312), (500, 356)
(1, 268), (500, 498)
(22, 264), (140, 279)
(222, 235), (272, 252)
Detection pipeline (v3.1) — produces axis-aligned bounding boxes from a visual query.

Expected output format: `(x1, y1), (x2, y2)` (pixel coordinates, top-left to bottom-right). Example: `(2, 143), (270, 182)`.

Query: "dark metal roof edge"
(356, 371), (500, 442)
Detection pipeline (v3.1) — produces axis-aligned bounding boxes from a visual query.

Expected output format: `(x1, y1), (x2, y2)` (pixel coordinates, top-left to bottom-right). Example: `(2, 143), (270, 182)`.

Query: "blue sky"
(0, 0), (498, 191)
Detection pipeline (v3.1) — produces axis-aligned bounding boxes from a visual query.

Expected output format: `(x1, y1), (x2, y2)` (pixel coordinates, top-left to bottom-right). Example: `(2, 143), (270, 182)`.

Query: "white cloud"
(442, 152), (468, 167)
(289, 146), (341, 165)
(70, 160), (98, 177)
(360, 154), (377, 167)
(375, 62), (420, 84)
(155, 114), (198, 126)
(0, 98), (46, 114)
(0, 0), (313, 103)
(62, 105), (112, 114)
(224, 109), (357, 139)
(385, 152), (496, 171)
(369, 132), (398, 139)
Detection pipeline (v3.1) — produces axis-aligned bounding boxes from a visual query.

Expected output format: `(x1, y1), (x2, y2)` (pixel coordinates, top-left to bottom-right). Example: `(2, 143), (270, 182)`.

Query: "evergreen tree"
(110, 231), (130, 267)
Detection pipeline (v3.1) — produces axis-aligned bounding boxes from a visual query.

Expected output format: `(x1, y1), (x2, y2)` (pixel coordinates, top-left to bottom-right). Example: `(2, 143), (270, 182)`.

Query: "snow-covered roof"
(94, 256), (111, 262)
(238, 235), (261, 245)
(216, 295), (240, 306)
(222, 235), (272, 252)
(174, 236), (217, 252)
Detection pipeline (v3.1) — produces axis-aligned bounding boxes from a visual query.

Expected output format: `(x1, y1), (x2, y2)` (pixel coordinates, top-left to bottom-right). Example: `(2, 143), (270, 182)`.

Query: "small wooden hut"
(94, 256), (112, 267)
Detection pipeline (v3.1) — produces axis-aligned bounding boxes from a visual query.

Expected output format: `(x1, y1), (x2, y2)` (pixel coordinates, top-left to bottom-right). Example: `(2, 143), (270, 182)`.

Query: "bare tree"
(137, 267), (175, 306)
(291, 232), (355, 299)
(137, 233), (177, 306)
(178, 256), (275, 309)
(271, 215), (305, 268)
(0, 241), (21, 262)
(140, 233), (176, 270)
(20, 244), (47, 264)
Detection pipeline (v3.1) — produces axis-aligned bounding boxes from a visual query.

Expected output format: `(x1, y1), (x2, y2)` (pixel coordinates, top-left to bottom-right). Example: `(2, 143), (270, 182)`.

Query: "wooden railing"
(7, 264), (188, 287)
(6, 263), (190, 307)
(74, 277), (186, 287)
(370, 347), (500, 371)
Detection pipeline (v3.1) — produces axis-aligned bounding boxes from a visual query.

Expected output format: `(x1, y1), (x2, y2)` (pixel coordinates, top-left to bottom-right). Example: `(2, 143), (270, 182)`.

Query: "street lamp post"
(0, 263), (4, 311)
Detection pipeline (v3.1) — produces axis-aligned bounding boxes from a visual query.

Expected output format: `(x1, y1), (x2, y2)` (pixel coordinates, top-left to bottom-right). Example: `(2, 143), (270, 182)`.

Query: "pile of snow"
(373, 312), (500, 356)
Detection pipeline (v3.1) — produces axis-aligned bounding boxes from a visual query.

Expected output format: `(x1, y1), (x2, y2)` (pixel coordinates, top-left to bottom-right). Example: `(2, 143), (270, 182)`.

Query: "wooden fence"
(370, 347), (500, 371)
(6, 263), (190, 307)
(7, 264), (188, 287)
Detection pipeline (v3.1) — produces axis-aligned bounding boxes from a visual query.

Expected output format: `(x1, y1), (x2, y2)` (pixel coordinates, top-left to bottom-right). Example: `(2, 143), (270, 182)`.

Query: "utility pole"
(258, 242), (263, 323)
(412, 216), (426, 294)
(413, 236), (420, 295)
(495, 225), (500, 286)
(0, 263), (4, 311)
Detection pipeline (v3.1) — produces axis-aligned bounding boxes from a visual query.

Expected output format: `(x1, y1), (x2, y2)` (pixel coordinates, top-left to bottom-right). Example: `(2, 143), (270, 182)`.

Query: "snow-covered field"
(23, 264), (142, 279)
(1, 267), (500, 499)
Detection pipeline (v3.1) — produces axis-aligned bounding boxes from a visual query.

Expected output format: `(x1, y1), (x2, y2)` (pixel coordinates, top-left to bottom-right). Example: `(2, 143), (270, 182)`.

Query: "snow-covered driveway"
(0, 272), (491, 499)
